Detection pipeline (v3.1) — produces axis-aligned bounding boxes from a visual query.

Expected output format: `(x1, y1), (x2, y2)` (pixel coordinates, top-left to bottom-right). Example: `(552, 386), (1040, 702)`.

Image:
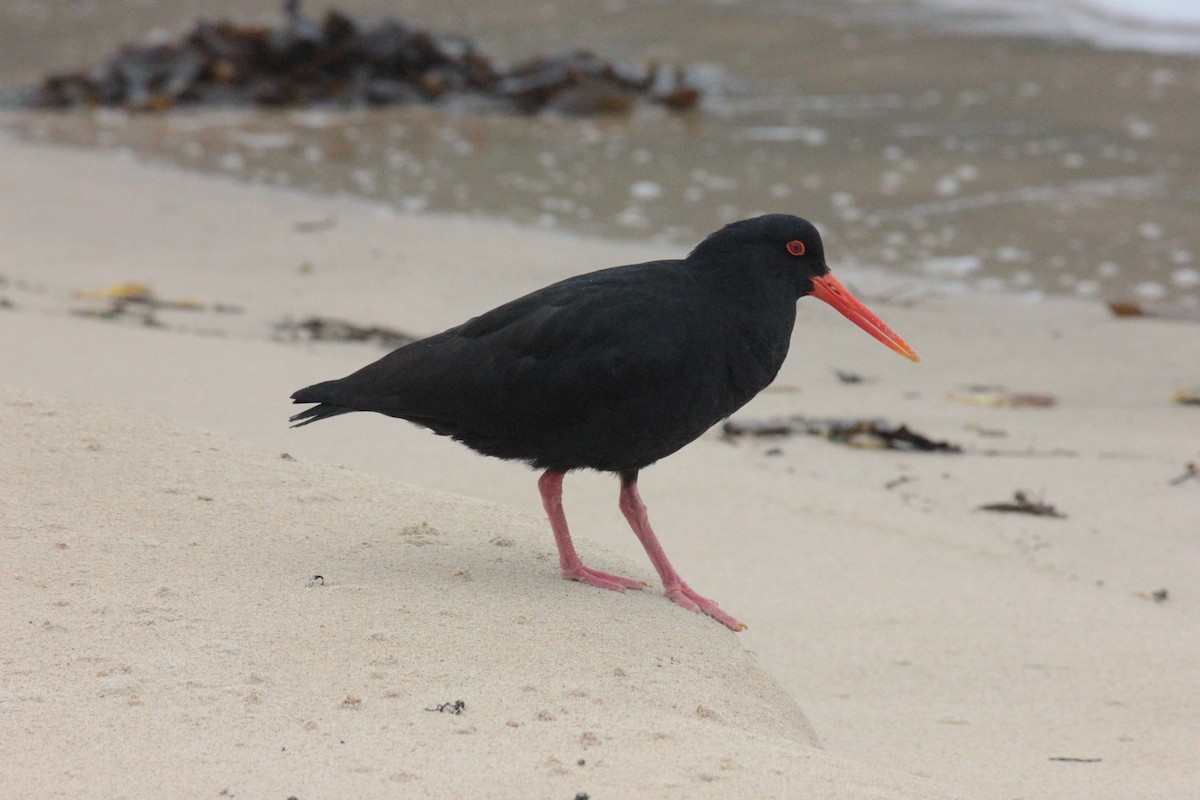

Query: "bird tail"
(290, 381), (360, 427)
(288, 402), (354, 428)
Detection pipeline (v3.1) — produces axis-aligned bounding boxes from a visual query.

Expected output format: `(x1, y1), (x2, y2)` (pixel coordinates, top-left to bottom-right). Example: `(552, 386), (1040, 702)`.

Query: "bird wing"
(293, 261), (720, 466)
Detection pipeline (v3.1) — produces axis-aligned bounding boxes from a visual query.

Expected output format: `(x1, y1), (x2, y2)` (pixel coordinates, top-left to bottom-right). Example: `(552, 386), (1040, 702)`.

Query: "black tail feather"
(289, 402), (355, 428)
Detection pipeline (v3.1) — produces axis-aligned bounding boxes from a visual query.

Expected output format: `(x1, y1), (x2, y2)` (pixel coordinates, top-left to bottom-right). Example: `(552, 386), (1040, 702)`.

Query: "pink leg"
(538, 470), (644, 592)
(618, 473), (746, 631)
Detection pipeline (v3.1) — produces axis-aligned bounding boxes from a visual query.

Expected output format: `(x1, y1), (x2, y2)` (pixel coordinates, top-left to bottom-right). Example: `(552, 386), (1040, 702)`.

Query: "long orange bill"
(810, 273), (920, 362)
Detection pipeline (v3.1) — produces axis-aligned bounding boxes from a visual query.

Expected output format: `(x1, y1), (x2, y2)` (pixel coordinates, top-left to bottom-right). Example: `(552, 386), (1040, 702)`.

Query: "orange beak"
(810, 273), (920, 362)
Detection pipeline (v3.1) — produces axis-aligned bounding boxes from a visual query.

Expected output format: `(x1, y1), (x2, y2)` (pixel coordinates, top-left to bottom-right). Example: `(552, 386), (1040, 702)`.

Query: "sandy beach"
(2, 135), (1198, 798)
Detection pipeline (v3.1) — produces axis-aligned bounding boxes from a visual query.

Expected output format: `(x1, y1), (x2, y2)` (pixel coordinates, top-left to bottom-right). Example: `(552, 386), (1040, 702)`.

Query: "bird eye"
(786, 240), (806, 256)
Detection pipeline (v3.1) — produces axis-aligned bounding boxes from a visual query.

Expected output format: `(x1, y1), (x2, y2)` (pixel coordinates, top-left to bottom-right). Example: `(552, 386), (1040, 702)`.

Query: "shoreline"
(3, 0), (1199, 309)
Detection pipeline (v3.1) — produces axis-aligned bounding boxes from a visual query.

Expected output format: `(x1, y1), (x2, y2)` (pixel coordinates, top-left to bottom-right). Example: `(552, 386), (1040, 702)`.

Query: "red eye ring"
(787, 240), (806, 256)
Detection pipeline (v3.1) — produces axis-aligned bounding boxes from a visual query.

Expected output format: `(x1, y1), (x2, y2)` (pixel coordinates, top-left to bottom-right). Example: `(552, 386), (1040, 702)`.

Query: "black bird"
(290, 214), (918, 630)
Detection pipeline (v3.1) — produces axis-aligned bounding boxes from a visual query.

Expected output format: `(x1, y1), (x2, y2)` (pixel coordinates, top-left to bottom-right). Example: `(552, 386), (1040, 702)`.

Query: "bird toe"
(666, 583), (746, 631)
(563, 564), (645, 592)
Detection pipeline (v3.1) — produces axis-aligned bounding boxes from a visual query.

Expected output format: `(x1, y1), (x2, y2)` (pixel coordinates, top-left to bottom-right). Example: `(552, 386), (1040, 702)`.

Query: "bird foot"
(563, 564), (645, 592)
(665, 582), (747, 631)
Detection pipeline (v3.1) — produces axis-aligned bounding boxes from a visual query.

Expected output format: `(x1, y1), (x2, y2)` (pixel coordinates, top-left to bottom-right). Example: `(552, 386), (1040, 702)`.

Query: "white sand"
(2, 136), (1198, 798)
(8, 390), (935, 798)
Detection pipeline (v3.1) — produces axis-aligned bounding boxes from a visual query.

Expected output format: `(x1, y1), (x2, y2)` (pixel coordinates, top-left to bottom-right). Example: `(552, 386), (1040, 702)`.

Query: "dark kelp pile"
(722, 416), (962, 453)
(15, 0), (700, 114)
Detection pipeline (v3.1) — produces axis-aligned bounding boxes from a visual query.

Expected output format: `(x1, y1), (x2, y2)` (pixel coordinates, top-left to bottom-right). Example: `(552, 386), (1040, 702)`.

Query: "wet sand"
(2, 0), (1199, 305)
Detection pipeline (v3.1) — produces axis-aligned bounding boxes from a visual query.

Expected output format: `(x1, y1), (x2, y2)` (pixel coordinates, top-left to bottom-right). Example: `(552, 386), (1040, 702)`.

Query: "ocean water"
(896, 0), (1200, 53)
(1, 0), (1198, 306)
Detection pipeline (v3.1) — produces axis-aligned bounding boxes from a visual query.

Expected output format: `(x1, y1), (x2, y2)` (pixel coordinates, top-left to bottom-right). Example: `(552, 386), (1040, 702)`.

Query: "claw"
(665, 581), (746, 631)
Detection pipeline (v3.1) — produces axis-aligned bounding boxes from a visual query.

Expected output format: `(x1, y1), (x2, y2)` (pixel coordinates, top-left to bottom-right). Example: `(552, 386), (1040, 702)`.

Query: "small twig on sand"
(1168, 462), (1198, 486)
(979, 491), (1066, 518)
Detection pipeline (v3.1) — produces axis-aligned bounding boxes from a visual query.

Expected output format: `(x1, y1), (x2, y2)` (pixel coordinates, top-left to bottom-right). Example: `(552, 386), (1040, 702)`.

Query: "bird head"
(690, 214), (919, 362)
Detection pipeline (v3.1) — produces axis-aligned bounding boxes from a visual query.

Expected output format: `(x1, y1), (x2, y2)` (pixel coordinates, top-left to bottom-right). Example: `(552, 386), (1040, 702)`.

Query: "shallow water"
(2, 0), (1198, 306)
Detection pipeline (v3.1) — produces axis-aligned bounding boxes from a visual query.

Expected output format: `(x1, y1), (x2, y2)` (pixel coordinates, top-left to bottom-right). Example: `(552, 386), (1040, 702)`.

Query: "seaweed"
(274, 315), (417, 348)
(721, 416), (961, 453)
(16, 1), (701, 115)
(425, 699), (466, 715)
